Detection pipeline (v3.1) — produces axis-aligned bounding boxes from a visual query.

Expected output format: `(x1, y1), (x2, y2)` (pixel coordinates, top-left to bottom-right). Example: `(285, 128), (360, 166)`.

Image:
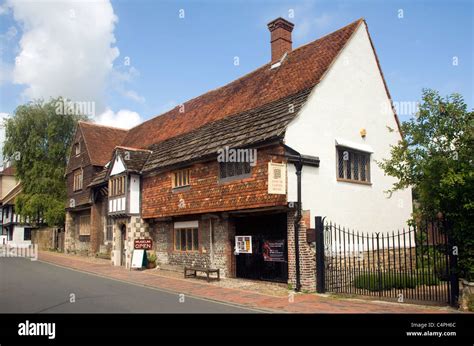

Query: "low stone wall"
(459, 279), (474, 311)
(31, 227), (55, 250)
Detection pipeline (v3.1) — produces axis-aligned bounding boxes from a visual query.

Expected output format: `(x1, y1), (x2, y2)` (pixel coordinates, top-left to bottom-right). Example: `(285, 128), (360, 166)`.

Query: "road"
(0, 258), (259, 313)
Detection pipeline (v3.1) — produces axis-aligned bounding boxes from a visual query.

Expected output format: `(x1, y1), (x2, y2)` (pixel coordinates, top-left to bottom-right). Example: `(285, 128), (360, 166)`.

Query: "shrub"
(354, 271), (439, 291)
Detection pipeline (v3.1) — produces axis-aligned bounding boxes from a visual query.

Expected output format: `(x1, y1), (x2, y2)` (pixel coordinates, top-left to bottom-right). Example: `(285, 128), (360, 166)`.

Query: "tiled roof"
(79, 122), (128, 167)
(89, 168), (107, 187)
(80, 18), (398, 179)
(121, 18), (363, 149)
(89, 147), (151, 186)
(114, 147), (151, 173)
(143, 88), (312, 172)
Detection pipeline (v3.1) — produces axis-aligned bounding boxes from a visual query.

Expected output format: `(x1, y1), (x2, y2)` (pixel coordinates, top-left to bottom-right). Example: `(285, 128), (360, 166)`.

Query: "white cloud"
(0, 3), (8, 15)
(294, 13), (334, 41)
(96, 108), (141, 129)
(1, 26), (17, 41)
(123, 89), (145, 104)
(6, 0), (120, 113)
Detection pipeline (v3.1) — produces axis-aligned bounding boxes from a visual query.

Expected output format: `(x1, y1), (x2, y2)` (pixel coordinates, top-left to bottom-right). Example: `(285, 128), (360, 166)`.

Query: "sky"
(0, 0), (472, 135)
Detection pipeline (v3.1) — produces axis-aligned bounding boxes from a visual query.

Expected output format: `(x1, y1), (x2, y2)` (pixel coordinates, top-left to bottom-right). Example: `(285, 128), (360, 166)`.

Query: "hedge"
(354, 271), (440, 291)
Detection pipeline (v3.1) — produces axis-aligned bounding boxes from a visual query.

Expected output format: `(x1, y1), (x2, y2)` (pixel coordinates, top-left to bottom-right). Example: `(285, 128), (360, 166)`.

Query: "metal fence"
(315, 217), (459, 306)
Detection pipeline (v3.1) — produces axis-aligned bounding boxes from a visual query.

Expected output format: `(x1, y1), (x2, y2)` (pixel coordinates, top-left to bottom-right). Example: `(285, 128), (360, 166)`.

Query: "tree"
(3, 98), (88, 227)
(379, 89), (474, 279)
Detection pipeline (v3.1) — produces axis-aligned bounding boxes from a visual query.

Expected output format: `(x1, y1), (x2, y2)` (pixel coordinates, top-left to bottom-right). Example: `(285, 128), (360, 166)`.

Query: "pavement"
(12, 250), (459, 314)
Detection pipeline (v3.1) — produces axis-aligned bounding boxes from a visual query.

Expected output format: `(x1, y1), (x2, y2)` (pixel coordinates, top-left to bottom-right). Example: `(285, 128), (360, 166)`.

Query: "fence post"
(315, 216), (325, 293)
(446, 220), (460, 307)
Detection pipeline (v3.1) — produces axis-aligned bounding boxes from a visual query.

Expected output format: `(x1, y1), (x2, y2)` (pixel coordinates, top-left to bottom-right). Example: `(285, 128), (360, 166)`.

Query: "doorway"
(234, 213), (288, 283)
(120, 224), (126, 266)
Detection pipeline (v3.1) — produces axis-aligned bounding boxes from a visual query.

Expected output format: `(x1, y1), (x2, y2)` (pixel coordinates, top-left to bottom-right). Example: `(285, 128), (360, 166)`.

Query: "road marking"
(36, 259), (276, 313)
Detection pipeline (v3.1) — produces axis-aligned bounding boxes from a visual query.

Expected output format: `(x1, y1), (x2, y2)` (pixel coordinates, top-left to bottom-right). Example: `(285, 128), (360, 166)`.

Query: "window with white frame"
(174, 227), (199, 252)
(336, 147), (371, 183)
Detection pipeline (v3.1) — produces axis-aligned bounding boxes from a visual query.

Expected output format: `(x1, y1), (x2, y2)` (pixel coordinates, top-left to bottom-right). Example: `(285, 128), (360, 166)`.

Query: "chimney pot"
(267, 17), (294, 63)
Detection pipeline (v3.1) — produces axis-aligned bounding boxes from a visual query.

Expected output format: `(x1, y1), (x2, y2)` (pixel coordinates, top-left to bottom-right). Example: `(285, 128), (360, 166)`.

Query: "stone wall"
(459, 279), (474, 312)
(151, 214), (234, 278)
(64, 210), (91, 254)
(31, 227), (55, 250)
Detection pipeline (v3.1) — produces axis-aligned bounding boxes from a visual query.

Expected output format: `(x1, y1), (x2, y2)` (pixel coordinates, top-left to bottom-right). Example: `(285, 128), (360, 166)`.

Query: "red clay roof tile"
(121, 18), (363, 149)
(79, 122), (128, 166)
(78, 18), (364, 166)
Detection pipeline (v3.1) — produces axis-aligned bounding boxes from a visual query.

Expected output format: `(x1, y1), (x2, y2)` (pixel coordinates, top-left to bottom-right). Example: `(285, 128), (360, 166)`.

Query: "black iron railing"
(315, 217), (459, 306)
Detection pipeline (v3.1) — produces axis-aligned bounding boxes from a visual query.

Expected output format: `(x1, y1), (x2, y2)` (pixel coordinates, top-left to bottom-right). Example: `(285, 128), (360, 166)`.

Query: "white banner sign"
(268, 162), (286, 194)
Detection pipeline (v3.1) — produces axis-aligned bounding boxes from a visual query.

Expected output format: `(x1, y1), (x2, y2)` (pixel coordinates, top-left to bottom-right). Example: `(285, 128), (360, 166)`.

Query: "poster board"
(131, 249), (145, 269)
(263, 240), (285, 262)
(235, 236), (252, 254)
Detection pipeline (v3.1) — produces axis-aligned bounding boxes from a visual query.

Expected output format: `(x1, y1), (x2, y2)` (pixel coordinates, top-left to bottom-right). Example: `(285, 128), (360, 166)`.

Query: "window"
(24, 228), (31, 241)
(172, 169), (190, 188)
(74, 142), (81, 156)
(106, 217), (113, 241)
(174, 228), (199, 252)
(73, 170), (83, 191)
(337, 147), (371, 183)
(109, 175), (126, 197)
(219, 162), (251, 180)
(79, 215), (91, 236)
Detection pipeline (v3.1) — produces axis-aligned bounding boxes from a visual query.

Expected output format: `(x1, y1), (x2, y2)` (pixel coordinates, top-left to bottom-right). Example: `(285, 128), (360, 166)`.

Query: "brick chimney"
(267, 17), (294, 63)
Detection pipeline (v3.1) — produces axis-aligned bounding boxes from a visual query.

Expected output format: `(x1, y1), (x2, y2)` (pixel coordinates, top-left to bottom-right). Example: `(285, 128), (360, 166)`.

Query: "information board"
(235, 236), (252, 254)
(131, 249), (145, 268)
(262, 240), (285, 262)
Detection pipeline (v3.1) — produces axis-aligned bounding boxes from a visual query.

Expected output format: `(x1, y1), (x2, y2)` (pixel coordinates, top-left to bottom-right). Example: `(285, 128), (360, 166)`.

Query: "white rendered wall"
(110, 155), (126, 176)
(129, 174), (140, 214)
(9, 226), (31, 246)
(285, 22), (412, 233)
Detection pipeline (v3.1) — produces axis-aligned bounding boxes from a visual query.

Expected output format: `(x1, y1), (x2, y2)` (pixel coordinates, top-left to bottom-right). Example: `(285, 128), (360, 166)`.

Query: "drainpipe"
(294, 158), (303, 292)
(273, 144), (319, 293)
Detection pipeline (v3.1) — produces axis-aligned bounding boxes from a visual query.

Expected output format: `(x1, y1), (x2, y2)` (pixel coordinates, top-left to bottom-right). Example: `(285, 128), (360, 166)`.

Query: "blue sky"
(0, 0), (472, 129)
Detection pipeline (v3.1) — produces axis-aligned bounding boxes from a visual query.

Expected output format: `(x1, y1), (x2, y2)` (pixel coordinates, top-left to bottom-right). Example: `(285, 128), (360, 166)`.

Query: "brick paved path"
(37, 251), (457, 313)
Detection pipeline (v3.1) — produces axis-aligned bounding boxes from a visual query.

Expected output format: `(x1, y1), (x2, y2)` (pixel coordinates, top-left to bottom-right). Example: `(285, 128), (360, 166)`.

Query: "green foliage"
(354, 271), (439, 291)
(147, 251), (157, 263)
(379, 89), (474, 280)
(3, 97), (88, 227)
(415, 244), (448, 280)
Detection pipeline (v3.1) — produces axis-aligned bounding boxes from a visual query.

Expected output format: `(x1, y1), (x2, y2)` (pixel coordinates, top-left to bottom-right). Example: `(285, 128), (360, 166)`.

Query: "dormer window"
(109, 175), (126, 197)
(74, 142), (81, 156)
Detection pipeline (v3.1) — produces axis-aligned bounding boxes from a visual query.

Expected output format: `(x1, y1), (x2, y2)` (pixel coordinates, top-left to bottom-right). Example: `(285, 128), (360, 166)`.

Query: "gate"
(315, 217), (459, 306)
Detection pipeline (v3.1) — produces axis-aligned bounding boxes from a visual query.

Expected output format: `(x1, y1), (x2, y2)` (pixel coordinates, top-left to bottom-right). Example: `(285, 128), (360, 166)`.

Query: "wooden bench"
(184, 266), (220, 282)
